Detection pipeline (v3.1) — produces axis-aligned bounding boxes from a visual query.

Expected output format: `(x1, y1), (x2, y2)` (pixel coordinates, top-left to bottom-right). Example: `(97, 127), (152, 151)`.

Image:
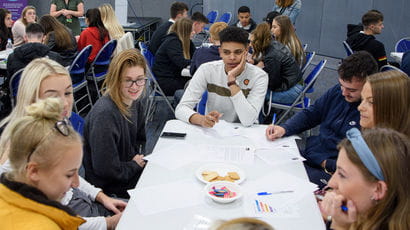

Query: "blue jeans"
(266, 84), (303, 104)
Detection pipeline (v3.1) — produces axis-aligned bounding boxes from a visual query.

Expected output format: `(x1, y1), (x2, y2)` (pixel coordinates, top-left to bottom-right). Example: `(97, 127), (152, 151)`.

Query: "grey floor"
(144, 54), (342, 154)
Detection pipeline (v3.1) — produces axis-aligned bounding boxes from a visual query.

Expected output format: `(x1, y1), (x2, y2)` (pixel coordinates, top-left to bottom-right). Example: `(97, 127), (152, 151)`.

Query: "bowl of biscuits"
(204, 181), (242, 203)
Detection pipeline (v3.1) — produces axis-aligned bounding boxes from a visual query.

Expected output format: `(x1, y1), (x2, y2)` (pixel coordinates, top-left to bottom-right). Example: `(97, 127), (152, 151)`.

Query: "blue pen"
(257, 191), (293, 196)
(271, 113), (277, 125)
(341, 205), (348, 212)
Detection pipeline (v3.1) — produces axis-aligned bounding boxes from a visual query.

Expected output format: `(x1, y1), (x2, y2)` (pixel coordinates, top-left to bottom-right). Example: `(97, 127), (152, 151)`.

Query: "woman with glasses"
(0, 58), (125, 230)
(320, 128), (410, 230)
(83, 49), (147, 199)
(0, 97), (85, 229)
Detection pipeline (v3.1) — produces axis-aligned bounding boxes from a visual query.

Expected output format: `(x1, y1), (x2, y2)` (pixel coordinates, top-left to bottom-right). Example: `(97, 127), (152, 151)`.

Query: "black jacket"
(148, 21), (173, 55)
(346, 32), (387, 68)
(7, 42), (64, 78)
(263, 41), (301, 91)
(152, 32), (194, 79)
(231, 18), (257, 33)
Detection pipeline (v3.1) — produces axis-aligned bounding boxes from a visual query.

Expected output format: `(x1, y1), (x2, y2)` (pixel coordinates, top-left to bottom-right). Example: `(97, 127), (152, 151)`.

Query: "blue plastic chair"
(87, 39), (117, 98)
(216, 12), (232, 24)
(270, 59), (327, 124)
(379, 64), (406, 73)
(8, 68), (24, 107)
(139, 41), (155, 68)
(395, 37), (410, 52)
(68, 45), (93, 116)
(343, 41), (353, 56)
(69, 112), (85, 136)
(301, 51), (316, 75)
(206, 10), (218, 24)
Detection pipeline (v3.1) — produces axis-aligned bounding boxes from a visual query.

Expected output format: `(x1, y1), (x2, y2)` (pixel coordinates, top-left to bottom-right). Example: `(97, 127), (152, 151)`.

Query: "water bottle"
(6, 38), (13, 50)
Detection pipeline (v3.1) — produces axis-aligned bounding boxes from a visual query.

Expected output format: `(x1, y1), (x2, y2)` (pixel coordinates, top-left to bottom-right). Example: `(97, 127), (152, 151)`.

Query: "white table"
(0, 49), (13, 70)
(117, 120), (325, 230)
(390, 52), (404, 63)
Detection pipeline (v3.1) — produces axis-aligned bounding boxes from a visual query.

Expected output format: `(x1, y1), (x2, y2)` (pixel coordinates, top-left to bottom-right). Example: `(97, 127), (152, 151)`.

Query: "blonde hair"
(209, 22), (228, 42)
(366, 70), (410, 137)
(102, 49), (147, 117)
(20, 5), (36, 26)
(213, 217), (274, 230)
(169, 18), (193, 59)
(273, 15), (305, 65)
(339, 128), (410, 230)
(0, 58), (70, 160)
(251, 23), (272, 59)
(6, 98), (81, 180)
(98, 4), (125, 40)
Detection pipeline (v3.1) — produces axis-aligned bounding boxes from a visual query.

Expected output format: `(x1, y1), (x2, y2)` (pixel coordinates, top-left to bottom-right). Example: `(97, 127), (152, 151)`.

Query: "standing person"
(271, 15), (305, 66)
(321, 128), (410, 230)
(249, 23), (301, 105)
(272, 0), (302, 24)
(231, 6), (257, 33)
(346, 10), (387, 69)
(83, 49), (147, 199)
(0, 8), (13, 51)
(38, 14), (78, 67)
(152, 18), (195, 96)
(98, 4), (125, 40)
(11, 5), (36, 47)
(148, 1), (188, 55)
(175, 26), (268, 127)
(0, 98), (86, 229)
(0, 58), (125, 230)
(265, 51), (378, 189)
(50, 0), (84, 37)
(358, 70), (410, 137)
(78, 8), (109, 65)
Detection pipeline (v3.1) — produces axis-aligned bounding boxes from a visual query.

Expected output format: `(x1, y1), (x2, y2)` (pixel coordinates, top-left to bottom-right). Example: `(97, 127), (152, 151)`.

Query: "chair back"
(217, 12), (232, 24)
(206, 10), (218, 24)
(8, 68), (24, 107)
(303, 44), (308, 51)
(92, 39), (117, 66)
(303, 59), (327, 94)
(395, 37), (410, 52)
(197, 91), (208, 115)
(301, 51), (315, 75)
(342, 41), (353, 56)
(139, 41), (155, 68)
(380, 64), (406, 73)
(69, 45), (92, 85)
(69, 112), (85, 136)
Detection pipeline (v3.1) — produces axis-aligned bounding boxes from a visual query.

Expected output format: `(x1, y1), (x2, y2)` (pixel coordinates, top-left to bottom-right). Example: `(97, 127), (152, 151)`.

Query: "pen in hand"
(269, 113), (277, 135)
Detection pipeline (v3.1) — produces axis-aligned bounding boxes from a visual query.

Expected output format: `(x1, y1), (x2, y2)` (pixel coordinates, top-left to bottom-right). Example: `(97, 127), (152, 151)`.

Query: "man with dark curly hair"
(265, 51), (378, 188)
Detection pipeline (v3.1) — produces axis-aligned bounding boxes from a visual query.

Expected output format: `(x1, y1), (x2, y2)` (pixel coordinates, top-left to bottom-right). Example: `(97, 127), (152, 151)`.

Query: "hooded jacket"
(78, 26), (109, 63)
(6, 42), (64, 78)
(0, 175), (85, 230)
(231, 18), (257, 33)
(346, 31), (387, 68)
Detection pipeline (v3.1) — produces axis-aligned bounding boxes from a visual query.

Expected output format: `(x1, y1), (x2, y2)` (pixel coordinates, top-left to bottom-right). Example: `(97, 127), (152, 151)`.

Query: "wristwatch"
(227, 80), (237, 87)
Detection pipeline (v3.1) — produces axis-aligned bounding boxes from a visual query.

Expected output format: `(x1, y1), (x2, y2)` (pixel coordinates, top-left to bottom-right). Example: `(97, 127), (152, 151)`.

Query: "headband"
(346, 128), (385, 181)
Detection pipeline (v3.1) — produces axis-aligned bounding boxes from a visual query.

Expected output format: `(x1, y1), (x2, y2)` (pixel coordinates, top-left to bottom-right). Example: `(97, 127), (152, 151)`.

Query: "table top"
(117, 120), (325, 230)
(80, 16), (161, 31)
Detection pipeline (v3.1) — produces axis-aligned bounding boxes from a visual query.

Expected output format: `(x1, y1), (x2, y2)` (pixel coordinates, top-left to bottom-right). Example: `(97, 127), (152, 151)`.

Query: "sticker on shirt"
(243, 79), (250, 85)
(349, 121), (356, 126)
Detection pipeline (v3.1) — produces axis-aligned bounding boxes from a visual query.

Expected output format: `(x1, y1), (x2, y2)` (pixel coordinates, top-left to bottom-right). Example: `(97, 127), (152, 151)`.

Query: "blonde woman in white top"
(98, 4), (125, 40)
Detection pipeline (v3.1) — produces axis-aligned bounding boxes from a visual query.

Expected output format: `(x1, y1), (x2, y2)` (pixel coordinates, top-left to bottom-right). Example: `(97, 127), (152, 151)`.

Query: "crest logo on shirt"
(243, 79), (249, 85)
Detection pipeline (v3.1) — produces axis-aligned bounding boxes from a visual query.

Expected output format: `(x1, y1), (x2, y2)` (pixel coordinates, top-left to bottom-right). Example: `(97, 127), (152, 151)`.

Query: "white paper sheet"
(255, 147), (305, 166)
(201, 120), (242, 138)
(128, 179), (204, 216)
(201, 144), (255, 164)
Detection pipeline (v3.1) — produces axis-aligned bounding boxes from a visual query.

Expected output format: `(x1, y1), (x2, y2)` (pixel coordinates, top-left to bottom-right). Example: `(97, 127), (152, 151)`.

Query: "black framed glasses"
(27, 118), (71, 162)
(123, 78), (148, 88)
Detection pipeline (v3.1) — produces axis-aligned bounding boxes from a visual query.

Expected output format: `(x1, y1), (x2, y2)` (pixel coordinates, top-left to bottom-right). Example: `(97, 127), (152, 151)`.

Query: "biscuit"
(203, 171), (219, 182)
(227, 172), (240, 180)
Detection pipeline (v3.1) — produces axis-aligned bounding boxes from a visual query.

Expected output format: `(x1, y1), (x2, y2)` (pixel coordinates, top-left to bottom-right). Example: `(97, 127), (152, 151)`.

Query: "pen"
(341, 205), (348, 212)
(269, 113), (277, 135)
(257, 190), (293, 196)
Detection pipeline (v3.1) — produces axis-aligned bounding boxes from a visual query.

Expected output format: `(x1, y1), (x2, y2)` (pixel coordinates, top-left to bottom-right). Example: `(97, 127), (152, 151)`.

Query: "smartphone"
(160, 132), (186, 139)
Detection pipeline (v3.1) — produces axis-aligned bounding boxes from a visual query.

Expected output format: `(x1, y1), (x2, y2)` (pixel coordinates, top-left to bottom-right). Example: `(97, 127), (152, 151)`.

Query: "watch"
(227, 80), (237, 87)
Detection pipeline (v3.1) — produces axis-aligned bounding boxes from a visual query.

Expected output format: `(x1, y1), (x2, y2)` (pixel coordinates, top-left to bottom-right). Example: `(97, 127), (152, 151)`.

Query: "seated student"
(272, 0), (302, 24)
(78, 8), (109, 65)
(190, 22), (228, 75)
(358, 70), (410, 137)
(263, 11), (281, 29)
(265, 51), (378, 189)
(400, 50), (410, 77)
(191, 11), (209, 36)
(11, 5), (36, 47)
(0, 8), (13, 51)
(99, 4), (125, 40)
(231, 6), (257, 33)
(320, 128), (410, 230)
(346, 10), (387, 69)
(148, 1), (188, 55)
(39, 14), (78, 67)
(271, 15), (305, 66)
(249, 23), (301, 105)
(83, 49), (147, 199)
(152, 18), (195, 96)
(175, 26), (268, 127)
(6, 23), (64, 78)
(0, 98), (86, 229)
(0, 58), (124, 230)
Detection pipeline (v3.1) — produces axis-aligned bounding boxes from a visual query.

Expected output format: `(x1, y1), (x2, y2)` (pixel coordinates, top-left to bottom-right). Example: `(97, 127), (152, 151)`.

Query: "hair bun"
(25, 97), (63, 121)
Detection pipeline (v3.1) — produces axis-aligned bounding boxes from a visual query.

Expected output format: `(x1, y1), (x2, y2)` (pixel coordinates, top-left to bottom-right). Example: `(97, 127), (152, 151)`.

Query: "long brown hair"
(169, 18), (193, 59)
(102, 49), (146, 118)
(273, 15), (305, 65)
(367, 70), (410, 137)
(251, 23), (272, 60)
(275, 0), (295, 7)
(39, 14), (74, 50)
(338, 128), (410, 230)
